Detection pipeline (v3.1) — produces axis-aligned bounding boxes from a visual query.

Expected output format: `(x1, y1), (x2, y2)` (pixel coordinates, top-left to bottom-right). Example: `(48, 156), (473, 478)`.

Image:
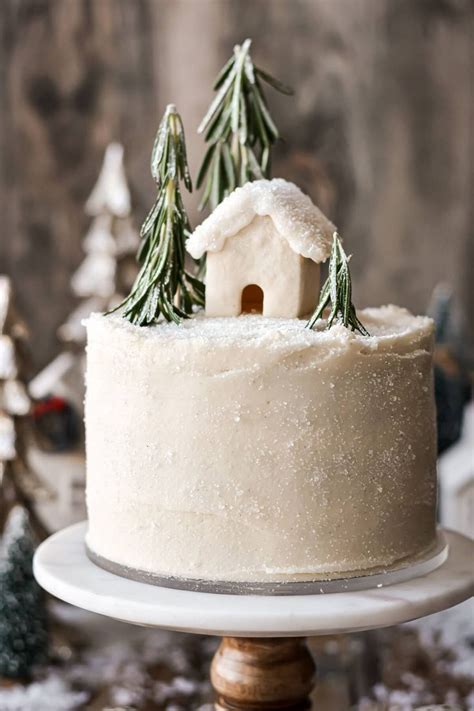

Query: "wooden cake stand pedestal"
(34, 523), (473, 710)
(211, 636), (315, 709)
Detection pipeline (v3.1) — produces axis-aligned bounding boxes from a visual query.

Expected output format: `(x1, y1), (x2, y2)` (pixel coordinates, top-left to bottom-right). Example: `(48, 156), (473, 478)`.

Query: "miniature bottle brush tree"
(0, 507), (49, 680)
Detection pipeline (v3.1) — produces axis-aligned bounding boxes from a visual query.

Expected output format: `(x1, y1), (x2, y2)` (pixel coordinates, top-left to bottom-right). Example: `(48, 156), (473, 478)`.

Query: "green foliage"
(0, 506), (48, 679)
(306, 234), (369, 335)
(113, 105), (204, 326)
(197, 38), (293, 212)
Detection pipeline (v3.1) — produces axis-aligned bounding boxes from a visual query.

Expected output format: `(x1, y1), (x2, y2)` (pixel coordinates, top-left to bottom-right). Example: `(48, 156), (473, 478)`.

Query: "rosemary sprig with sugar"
(111, 104), (204, 326)
(306, 233), (369, 335)
(196, 38), (293, 212)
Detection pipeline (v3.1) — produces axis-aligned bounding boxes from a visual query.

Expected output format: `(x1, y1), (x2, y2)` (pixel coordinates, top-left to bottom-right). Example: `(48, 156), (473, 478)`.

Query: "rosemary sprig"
(111, 105), (204, 326)
(196, 38), (293, 212)
(306, 234), (369, 335)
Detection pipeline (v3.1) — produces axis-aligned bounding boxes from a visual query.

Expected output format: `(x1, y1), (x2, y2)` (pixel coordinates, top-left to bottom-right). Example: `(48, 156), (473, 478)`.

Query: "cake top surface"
(88, 306), (433, 353)
(186, 179), (335, 263)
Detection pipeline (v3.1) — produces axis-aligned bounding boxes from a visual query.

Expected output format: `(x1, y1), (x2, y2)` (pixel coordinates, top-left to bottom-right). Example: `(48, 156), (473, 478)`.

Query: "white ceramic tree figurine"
(30, 144), (139, 420)
(0, 276), (48, 540)
(59, 143), (139, 345)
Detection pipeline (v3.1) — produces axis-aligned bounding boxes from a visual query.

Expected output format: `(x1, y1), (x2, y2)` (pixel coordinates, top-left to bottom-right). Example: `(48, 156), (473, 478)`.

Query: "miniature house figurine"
(186, 179), (335, 318)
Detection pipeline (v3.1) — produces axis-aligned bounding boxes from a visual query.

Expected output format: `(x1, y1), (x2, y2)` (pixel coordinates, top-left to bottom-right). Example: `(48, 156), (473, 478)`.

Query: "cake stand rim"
(33, 523), (474, 637)
(84, 532), (448, 596)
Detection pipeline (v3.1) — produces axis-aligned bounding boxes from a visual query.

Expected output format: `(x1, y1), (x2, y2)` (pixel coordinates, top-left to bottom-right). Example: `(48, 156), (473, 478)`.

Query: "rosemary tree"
(114, 105), (204, 326)
(196, 38), (293, 211)
(306, 234), (369, 335)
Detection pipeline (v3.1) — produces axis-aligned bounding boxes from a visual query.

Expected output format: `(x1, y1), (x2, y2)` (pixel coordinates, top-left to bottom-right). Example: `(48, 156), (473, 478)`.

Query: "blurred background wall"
(0, 0), (472, 370)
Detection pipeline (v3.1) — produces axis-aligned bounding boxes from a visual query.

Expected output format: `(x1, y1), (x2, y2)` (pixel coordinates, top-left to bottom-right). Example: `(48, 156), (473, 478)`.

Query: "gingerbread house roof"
(186, 179), (335, 263)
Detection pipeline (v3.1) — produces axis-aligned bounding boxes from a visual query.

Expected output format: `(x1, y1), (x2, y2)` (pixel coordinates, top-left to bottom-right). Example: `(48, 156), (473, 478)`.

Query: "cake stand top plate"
(34, 523), (473, 638)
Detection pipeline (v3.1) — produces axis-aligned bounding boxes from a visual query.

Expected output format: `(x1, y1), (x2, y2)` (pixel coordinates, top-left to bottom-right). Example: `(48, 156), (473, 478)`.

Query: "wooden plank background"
(1, 0), (472, 369)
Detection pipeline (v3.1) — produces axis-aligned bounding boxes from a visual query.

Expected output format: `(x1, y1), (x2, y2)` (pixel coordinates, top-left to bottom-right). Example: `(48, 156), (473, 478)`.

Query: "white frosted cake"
(84, 171), (438, 586)
(85, 305), (437, 583)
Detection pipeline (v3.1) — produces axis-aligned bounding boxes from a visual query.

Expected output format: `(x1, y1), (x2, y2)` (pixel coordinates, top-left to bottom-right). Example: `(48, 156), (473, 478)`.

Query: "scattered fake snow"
(0, 676), (87, 711)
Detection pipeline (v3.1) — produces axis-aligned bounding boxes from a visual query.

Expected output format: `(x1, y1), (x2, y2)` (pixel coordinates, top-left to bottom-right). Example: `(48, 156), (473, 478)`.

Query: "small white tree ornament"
(0, 276), (49, 539)
(85, 142), (131, 218)
(186, 179), (335, 318)
(59, 142), (138, 345)
(31, 143), (138, 437)
(0, 277), (28, 462)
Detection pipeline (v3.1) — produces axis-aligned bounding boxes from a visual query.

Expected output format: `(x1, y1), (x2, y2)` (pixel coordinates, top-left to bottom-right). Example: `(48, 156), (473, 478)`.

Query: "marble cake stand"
(34, 523), (473, 710)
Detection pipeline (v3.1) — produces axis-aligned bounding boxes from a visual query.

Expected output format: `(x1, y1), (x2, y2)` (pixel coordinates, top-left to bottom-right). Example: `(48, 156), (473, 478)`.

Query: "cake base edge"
(85, 531), (447, 596)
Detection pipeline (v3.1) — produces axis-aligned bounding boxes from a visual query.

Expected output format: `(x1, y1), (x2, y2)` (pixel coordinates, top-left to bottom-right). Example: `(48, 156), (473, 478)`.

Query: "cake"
(85, 177), (438, 586)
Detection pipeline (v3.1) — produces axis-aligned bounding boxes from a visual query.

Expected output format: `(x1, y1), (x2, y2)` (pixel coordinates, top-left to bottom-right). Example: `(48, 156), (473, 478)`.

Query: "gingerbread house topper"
(186, 179), (335, 318)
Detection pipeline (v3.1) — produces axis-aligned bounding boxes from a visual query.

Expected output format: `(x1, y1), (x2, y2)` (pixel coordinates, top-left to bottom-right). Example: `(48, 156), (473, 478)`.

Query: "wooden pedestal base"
(211, 637), (316, 710)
